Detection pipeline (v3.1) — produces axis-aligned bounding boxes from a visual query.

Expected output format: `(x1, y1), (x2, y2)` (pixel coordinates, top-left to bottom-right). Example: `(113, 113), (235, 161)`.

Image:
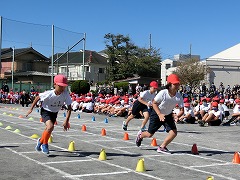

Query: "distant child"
(26, 74), (72, 154)
(122, 81), (158, 131)
(135, 74), (184, 153)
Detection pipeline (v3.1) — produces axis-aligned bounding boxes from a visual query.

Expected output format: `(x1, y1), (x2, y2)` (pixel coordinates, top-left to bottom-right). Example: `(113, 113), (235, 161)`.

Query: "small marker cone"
(9, 114), (13, 116)
(206, 176), (214, 180)
(5, 126), (12, 130)
(63, 112), (66, 117)
(68, 141), (75, 152)
(136, 158), (146, 172)
(232, 152), (240, 164)
(54, 121), (58, 125)
(14, 129), (21, 133)
(0, 122), (3, 126)
(101, 128), (106, 136)
(2, 112), (6, 115)
(82, 124), (87, 131)
(104, 118), (108, 123)
(18, 115), (23, 118)
(48, 135), (53, 143)
(40, 118), (43, 122)
(28, 117), (34, 120)
(123, 132), (129, 140)
(92, 116), (96, 121)
(151, 138), (158, 146)
(99, 149), (107, 160)
(31, 134), (40, 139)
(77, 114), (80, 119)
(36, 109), (39, 112)
(191, 144), (199, 155)
(16, 108), (19, 110)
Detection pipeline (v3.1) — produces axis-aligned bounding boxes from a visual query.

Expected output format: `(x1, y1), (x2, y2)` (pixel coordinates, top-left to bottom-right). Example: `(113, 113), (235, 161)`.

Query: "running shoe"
(135, 130), (143, 147)
(35, 138), (42, 152)
(157, 146), (170, 154)
(122, 121), (128, 131)
(41, 144), (49, 154)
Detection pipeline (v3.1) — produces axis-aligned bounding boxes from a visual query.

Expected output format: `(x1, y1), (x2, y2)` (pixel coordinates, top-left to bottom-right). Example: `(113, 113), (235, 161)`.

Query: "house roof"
(1, 47), (50, 62)
(207, 43), (240, 61)
(5, 71), (52, 77)
(53, 50), (108, 65)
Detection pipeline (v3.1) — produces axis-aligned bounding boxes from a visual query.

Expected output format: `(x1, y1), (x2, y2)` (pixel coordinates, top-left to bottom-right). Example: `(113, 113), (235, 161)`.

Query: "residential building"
(1, 47), (51, 91)
(52, 50), (108, 84)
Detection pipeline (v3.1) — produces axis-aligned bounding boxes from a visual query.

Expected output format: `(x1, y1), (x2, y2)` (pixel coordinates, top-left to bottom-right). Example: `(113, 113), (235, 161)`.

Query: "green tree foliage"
(71, 80), (90, 95)
(104, 33), (161, 82)
(173, 58), (207, 90)
(114, 82), (129, 93)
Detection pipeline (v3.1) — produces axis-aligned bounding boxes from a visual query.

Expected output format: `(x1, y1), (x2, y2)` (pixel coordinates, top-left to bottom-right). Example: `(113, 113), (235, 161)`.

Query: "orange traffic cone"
(40, 118), (43, 122)
(232, 152), (240, 164)
(191, 144), (199, 155)
(101, 128), (106, 136)
(18, 115), (23, 118)
(151, 138), (158, 146)
(54, 121), (58, 125)
(123, 132), (129, 140)
(82, 124), (86, 131)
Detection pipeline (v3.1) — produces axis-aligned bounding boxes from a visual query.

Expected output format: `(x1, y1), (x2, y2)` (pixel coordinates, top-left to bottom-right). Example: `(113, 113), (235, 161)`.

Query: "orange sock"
(40, 130), (51, 144)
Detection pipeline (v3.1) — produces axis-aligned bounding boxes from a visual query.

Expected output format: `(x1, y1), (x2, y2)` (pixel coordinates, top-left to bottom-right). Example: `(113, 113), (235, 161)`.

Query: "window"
(99, 68), (104, 73)
(165, 64), (171, 69)
(85, 66), (90, 72)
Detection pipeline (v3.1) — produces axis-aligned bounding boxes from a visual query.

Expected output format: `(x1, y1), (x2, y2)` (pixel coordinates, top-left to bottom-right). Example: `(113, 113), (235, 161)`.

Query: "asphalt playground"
(0, 103), (240, 180)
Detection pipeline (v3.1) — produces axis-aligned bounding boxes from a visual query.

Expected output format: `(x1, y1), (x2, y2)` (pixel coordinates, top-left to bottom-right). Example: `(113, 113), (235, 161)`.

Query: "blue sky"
(1, 0), (240, 59)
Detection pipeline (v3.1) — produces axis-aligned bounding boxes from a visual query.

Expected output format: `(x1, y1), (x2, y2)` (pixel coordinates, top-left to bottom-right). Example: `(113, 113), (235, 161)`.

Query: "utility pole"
(149, 34), (152, 49)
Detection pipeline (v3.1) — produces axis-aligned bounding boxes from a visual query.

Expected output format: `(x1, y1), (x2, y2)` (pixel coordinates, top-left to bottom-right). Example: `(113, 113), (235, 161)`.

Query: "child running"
(135, 74), (184, 153)
(26, 74), (72, 154)
(122, 81), (158, 131)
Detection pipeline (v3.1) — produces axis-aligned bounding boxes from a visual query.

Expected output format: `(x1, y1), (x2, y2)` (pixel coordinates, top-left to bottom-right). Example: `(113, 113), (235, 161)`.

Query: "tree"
(173, 58), (207, 90)
(71, 80), (90, 95)
(134, 47), (161, 78)
(104, 33), (161, 81)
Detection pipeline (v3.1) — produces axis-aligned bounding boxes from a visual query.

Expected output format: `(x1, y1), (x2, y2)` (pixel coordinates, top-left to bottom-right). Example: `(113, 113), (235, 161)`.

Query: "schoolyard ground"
(0, 103), (239, 180)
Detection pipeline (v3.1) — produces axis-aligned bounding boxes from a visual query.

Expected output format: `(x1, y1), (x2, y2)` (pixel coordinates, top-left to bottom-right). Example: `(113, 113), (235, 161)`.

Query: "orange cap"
(167, 74), (180, 84)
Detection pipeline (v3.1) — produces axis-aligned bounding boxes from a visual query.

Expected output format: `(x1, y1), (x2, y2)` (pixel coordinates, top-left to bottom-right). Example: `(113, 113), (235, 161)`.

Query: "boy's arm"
(63, 105), (72, 131)
(26, 96), (40, 117)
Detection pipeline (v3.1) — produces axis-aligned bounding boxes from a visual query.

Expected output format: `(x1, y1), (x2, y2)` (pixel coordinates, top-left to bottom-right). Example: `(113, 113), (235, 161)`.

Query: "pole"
(149, 33), (152, 49)
(82, 33), (86, 80)
(0, 16), (2, 70)
(67, 46), (69, 79)
(51, 25), (54, 88)
(12, 47), (14, 90)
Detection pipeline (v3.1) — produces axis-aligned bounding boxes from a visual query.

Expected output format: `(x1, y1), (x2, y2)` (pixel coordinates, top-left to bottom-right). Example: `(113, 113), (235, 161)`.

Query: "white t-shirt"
(140, 90), (156, 103)
(184, 107), (194, 117)
(154, 89), (184, 115)
(233, 104), (240, 113)
(39, 90), (72, 112)
(71, 101), (79, 111)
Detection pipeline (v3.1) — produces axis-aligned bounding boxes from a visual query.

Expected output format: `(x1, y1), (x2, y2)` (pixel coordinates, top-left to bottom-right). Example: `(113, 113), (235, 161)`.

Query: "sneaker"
(122, 121), (128, 131)
(198, 120), (205, 127)
(35, 138), (42, 152)
(41, 144), (49, 154)
(135, 130), (143, 147)
(157, 146), (170, 154)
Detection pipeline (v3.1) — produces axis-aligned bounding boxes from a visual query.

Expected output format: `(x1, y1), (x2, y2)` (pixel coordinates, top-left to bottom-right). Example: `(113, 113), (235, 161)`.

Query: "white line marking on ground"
(190, 162), (232, 168)
(44, 159), (94, 165)
(64, 171), (130, 178)
(5, 147), (80, 180)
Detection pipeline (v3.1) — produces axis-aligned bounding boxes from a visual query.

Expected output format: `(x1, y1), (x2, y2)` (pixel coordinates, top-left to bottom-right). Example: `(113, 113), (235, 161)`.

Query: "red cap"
(212, 102), (218, 107)
(183, 98), (189, 103)
(150, 81), (158, 89)
(235, 99), (240, 103)
(219, 99), (224, 103)
(167, 74), (180, 84)
(54, 74), (68, 87)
